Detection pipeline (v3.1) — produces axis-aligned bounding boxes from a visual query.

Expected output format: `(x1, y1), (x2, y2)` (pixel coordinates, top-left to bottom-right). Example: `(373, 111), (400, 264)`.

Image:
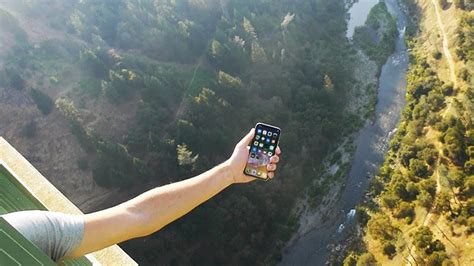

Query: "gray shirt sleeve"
(1, 210), (85, 262)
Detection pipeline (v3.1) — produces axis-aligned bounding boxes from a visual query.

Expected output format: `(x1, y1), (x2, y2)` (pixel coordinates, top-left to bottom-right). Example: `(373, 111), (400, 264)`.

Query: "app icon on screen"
(273, 133), (278, 137)
(261, 137), (265, 141)
(254, 141), (259, 146)
(271, 140), (275, 144)
(267, 132), (272, 137)
(252, 147), (257, 152)
(269, 145), (274, 150)
(256, 135), (260, 140)
(257, 129), (262, 134)
(268, 152), (273, 156)
(266, 139), (270, 143)
(263, 130), (267, 135)
(259, 143), (264, 147)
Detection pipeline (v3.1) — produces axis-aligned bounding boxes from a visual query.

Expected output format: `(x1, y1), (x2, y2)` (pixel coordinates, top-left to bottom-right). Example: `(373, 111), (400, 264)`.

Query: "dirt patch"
(0, 87), (116, 211)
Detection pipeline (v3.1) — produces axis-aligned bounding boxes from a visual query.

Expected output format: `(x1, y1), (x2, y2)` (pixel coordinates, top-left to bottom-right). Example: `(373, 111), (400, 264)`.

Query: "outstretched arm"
(69, 128), (281, 258)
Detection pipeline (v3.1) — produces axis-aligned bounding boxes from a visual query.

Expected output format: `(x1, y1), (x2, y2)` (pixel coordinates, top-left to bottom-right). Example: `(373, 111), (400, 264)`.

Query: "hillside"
(0, 0), (386, 264)
(344, 0), (474, 265)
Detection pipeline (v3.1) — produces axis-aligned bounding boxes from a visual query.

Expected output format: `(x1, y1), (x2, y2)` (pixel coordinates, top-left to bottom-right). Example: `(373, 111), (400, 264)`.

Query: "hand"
(226, 128), (282, 184)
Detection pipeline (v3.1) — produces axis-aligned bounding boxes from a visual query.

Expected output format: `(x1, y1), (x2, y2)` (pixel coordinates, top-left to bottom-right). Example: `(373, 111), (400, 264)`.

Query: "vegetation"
(0, 0), (377, 264)
(344, 0), (474, 264)
(353, 2), (398, 67)
(30, 89), (54, 115)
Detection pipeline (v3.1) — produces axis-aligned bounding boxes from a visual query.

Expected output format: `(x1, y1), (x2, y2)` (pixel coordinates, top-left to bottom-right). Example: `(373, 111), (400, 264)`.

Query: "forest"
(0, 0), (366, 264)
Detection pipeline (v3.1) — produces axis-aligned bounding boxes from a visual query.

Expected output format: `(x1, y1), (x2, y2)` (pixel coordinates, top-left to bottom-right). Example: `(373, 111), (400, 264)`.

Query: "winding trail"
(430, 0), (457, 87)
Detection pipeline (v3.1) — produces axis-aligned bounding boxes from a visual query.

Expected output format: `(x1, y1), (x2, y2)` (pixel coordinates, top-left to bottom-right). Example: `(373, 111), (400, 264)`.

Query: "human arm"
(69, 128), (281, 258)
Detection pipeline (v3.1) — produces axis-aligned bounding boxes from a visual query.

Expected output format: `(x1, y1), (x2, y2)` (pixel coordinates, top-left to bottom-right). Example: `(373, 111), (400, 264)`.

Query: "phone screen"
(244, 123), (281, 180)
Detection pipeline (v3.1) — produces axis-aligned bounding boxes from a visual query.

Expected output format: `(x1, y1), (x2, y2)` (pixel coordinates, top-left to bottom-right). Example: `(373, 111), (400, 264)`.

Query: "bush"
(30, 89), (54, 115)
(356, 253), (377, 266)
(441, 83), (454, 96)
(21, 120), (37, 138)
(382, 242), (397, 258)
(394, 202), (415, 223)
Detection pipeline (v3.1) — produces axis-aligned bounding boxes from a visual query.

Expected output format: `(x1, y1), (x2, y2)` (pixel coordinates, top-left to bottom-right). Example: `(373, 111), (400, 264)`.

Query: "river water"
(279, 0), (408, 265)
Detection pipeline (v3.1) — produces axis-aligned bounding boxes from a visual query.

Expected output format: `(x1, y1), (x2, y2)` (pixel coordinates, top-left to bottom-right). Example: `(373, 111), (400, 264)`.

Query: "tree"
(30, 89), (54, 115)
(368, 214), (399, 241)
(409, 158), (431, 178)
(454, 0), (465, 9)
(465, 159), (474, 175)
(418, 190), (434, 209)
(177, 143), (199, 173)
(435, 191), (451, 214)
(411, 226), (434, 254)
(382, 242), (397, 258)
(356, 253), (377, 266)
(394, 202), (415, 223)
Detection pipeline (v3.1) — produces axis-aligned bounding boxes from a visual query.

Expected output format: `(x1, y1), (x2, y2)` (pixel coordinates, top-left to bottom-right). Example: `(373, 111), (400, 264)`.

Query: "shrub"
(394, 202), (415, 223)
(30, 89), (54, 115)
(21, 120), (37, 138)
(382, 242), (397, 258)
(356, 253), (377, 266)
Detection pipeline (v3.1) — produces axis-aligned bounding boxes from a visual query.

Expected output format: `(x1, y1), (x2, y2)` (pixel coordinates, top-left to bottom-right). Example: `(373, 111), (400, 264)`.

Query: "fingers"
(237, 128), (255, 148)
(267, 164), (276, 171)
(276, 146), (281, 155)
(267, 172), (274, 179)
(270, 155), (279, 163)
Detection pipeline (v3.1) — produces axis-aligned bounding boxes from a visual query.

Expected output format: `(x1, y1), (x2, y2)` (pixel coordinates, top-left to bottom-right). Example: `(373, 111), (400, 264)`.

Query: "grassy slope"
(362, 0), (473, 265)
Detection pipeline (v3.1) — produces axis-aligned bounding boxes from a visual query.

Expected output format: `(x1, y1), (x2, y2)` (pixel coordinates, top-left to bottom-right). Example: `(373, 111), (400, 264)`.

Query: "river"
(279, 0), (408, 265)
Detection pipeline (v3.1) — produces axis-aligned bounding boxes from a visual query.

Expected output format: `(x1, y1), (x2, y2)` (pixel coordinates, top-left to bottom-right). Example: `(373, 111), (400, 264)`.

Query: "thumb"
(236, 128), (255, 148)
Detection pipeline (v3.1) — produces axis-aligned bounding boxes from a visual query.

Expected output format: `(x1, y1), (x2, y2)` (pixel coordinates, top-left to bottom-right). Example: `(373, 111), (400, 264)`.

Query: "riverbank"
(286, 49), (377, 245)
(279, 0), (409, 264)
(342, 0), (474, 264)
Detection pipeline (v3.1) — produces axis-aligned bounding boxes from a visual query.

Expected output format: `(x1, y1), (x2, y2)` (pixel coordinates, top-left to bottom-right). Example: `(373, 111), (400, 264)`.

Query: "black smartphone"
(243, 123), (281, 180)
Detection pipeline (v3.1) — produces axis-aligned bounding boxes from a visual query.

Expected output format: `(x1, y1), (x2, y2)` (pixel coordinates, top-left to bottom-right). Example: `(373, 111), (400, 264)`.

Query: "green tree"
(177, 143), (199, 173)
(356, 253), (377, 266)
(368, 214), (399, 241)
(30, 89), (54, 115)
(394, 202), (415, 223)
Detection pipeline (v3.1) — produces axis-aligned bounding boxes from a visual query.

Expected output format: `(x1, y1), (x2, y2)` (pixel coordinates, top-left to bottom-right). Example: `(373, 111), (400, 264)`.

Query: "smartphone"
(243, 123), (281, 180)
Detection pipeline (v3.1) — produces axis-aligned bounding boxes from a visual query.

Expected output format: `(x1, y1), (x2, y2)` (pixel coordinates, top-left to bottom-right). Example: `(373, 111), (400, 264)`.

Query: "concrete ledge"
(0, 137), (137, 266)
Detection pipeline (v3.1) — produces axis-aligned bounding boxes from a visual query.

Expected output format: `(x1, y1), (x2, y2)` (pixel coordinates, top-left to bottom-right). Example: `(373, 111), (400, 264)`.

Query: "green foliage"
(394, 202), (415, 223)
(8, 0), (367, 264)
(456, 14), (474, 62)
(382, 242), (396, 259)
(368, 214), (399, 241)
(356, 253), (377, 266)
(30, 89), (54, 115)
(410, 226), (447, 259)
(353, 2), (398, 67)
